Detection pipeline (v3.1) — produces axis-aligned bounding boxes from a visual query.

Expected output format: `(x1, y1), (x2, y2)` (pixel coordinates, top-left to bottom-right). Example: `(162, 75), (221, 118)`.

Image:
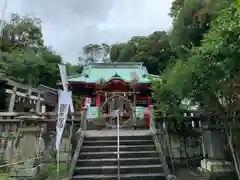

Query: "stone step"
(77, 157), (162, 167)
(83, 139), (153, 146)
(72, 134), (167, 180)
(72, 173), (166, 180)
(74, 164), (164, 175)
(79, 151), (158, 159)
(84, 135), (152, 141)
(81, 145), (155, 152)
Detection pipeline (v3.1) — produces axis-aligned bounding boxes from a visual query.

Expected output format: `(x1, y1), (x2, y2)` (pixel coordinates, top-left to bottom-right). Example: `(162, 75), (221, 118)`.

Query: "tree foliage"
(153, 1), (240, 116)
(79, 43), (111, 65)
(0, 13), (80, 87)
(109, 31), (176, 74)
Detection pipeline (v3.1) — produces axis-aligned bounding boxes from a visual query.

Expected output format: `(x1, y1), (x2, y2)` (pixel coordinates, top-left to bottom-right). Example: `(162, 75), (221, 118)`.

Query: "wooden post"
(133, 84), (136, 122)
(8, 87), (17, 112)
(130, 72), (139, 123)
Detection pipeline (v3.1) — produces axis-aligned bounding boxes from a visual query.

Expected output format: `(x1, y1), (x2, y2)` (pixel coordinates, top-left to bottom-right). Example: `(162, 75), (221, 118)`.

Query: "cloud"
(1, 0), (173, 63)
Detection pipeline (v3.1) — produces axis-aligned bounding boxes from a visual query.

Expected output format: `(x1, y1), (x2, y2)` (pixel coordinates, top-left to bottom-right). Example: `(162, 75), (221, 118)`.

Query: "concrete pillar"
(35, 93), (41, 113)
(41, 105), (46, 113)
(8, 87), (17, 112)
(200, 124), (233, 172)
(0, 124), (3, 154)
(202, 128), (225, 159)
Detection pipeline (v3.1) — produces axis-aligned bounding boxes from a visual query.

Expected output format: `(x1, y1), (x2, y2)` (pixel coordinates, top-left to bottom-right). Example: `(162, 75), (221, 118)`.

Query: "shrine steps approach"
(71, 130), (167, 180)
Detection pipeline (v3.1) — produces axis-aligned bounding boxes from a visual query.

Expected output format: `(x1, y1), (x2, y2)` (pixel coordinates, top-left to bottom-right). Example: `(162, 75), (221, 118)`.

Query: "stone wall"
(0, 121), (72, 178)
(160, 133), (201, 167)
(159, 129), (233, 173)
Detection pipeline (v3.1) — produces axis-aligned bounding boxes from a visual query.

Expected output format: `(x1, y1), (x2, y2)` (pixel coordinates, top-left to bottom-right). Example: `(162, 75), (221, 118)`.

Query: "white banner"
(59, 64), (74, 115)
(56, 64), (75, 150)
(55, 91), (71, 151)
(58, 64), (68, 91)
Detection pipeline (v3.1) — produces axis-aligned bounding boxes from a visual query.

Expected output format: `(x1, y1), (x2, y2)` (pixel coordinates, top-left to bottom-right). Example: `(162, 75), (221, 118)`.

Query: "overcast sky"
(1, 0), (173, 64)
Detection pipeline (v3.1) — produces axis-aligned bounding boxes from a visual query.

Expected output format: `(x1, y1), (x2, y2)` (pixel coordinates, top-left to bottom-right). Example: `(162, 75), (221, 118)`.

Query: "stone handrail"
(0, 112), (83, 116)
(149, 105), (177, 180)
(64, 111), (87, 180)
(0, 112), (83, 123)
(42, 134), (55, 162)
(65, 129), (85, 180)
(65, 120), (74, 175)
(9, 120), (24, 164)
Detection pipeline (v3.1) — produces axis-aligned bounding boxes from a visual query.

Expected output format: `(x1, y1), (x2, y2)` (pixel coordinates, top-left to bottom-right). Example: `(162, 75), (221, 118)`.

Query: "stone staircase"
(72, 133), (167, 180)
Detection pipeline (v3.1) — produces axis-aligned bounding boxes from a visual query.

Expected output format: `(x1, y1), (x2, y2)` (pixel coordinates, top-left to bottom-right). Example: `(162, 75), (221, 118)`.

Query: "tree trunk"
(225, 123), (240, 180)
(183, 137), (190, 169)
(233, 130), (240, 170)
(166, 127), (175, 173)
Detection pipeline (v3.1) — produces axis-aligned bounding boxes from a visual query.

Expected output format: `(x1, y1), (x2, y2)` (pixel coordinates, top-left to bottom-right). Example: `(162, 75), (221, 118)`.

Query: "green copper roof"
(68, 62), (155, 83)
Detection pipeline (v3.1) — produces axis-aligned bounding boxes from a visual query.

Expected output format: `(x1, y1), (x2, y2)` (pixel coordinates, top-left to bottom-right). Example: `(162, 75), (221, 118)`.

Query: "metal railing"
(117, 109), (120, 180)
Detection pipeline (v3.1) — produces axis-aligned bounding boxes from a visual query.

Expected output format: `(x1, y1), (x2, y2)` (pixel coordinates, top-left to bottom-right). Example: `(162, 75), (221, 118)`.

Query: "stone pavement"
(85, 129), (151, 137)
(176, 168), (210, 180)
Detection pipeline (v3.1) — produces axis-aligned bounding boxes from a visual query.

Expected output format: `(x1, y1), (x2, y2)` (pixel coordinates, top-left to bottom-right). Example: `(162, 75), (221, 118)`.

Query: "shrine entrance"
(100, 94), (134, 128)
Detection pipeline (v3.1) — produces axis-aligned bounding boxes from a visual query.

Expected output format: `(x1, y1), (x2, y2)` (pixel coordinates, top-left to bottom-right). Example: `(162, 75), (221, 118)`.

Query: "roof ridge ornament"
(112, 73), (121, 78)
(131, 71), (139, 82)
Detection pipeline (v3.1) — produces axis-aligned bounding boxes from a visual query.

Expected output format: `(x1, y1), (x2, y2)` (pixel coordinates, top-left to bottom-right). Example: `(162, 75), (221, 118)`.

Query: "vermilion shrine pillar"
(96, 94), (100, 107)
(145, 95), (151, 128)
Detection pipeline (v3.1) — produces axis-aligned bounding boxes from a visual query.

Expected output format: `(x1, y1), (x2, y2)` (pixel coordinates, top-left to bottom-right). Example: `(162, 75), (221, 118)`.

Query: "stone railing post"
(35, 93), (41, 113)
(8, 87), (17, 112)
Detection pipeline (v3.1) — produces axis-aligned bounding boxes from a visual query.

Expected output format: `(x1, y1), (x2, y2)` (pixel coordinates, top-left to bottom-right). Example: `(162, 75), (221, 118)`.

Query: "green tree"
(1, 13), (43, 52)
(170, 0), (210, 56)
(152, 4), (240, 177)
(82, 44), (102, 64)
(101, 43), (111, 63)
(109, 32), (176, 74)
(66, 62), (83, 75)
(0, 13), (63, 88)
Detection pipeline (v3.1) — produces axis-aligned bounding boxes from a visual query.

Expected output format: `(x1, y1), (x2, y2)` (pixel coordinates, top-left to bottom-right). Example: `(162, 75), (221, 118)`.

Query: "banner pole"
(57, 150), (60, 179)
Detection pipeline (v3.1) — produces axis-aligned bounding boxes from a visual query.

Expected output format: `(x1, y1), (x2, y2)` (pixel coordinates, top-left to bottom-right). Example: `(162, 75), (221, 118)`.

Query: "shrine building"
(67, 62), (157, 128)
